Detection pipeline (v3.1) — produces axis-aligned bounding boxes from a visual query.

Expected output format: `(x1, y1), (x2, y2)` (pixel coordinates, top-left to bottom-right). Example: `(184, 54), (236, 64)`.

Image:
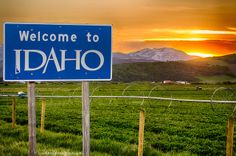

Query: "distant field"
(0, 82), (236, 155)
(198, 75), (236, 84)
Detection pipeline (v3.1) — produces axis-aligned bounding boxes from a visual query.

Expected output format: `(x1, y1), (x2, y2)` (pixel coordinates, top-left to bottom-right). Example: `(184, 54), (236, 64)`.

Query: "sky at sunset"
(1, 0), (236, 57)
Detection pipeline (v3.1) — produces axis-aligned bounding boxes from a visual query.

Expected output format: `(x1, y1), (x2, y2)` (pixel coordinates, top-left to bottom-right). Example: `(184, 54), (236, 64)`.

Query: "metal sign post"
(28, 82), (36, 156)
(82, 81), (90, 156)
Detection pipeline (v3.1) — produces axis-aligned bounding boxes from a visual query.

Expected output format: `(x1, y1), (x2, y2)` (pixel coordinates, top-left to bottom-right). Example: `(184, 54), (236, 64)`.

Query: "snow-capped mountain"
(113, 48), (198, 64)
(129, 48), (197, 61)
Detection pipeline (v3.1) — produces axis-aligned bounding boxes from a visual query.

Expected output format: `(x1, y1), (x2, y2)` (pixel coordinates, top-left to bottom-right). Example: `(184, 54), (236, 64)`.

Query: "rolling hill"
(112, 53), (236, 83)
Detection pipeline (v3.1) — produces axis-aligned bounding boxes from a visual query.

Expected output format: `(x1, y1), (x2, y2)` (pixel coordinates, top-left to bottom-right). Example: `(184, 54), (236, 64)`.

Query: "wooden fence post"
(28, 82), (36, 156)
(82, 81), (90, 156)
(40, 99), (46, 133)
(12, 97), (16, 128)
(138, 109), (145, 156)
(226, 116), (234, 156)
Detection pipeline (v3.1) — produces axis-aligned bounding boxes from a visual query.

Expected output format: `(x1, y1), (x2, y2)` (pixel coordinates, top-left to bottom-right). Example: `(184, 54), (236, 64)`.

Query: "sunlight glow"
(227, 27), (236, 31)
(189, 30), (236, 35)
(187, 52), (214, 58)
(153, 29), (236, 35)
(145, 38), (208, 41)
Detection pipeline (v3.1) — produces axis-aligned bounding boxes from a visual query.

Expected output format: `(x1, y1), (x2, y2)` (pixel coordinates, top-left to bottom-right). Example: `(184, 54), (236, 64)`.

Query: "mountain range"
(113, 48), (199, 64)
(0, 44), (235, 83)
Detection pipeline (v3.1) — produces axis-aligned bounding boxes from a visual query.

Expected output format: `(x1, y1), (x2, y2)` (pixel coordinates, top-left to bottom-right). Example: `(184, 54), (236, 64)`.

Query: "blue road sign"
(4, 23), (112, 81)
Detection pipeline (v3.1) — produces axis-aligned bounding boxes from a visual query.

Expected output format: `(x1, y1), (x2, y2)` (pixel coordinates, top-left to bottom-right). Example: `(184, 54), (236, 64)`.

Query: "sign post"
(28, 82), (36, 156)
(82, 81), (90, 156)
(4, 23), (112, 156)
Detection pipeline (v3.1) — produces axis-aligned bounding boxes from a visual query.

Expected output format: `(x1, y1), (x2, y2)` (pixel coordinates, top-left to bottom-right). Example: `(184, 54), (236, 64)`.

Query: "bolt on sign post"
(4, 23), (112, 156)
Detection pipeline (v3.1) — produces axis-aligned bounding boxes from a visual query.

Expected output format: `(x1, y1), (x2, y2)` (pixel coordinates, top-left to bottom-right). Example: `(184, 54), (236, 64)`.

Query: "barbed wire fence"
(1, 85), (236, 155)
(2, 84), (235, 111)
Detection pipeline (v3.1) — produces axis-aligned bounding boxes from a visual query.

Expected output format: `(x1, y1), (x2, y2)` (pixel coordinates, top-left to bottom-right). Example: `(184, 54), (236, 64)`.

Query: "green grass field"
(198, 75), (236, 84)
(0, 82), (236, 155)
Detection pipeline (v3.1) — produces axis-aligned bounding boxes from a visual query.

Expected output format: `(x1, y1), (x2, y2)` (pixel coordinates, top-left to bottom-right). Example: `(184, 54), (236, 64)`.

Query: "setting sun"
(187, 52), (214, 58)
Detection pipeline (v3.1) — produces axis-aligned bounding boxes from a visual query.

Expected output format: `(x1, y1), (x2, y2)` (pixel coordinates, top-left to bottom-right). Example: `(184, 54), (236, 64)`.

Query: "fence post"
(226, 116), (234, 156)
(82, 81), (90, 156)
(40, 99), (46, 133)
(28, 82), (36, 156)
(138, 109), (145, 156)
(12, 97), (16, 128)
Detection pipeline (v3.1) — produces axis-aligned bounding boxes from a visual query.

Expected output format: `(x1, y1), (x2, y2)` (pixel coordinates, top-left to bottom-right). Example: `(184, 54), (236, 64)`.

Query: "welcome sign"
(3, 23), (112, 81)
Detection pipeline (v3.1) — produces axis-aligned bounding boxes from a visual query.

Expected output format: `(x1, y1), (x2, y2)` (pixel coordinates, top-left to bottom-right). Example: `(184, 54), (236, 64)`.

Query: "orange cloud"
(144, 38), (208, 41)
(153, 29), (236, 35)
